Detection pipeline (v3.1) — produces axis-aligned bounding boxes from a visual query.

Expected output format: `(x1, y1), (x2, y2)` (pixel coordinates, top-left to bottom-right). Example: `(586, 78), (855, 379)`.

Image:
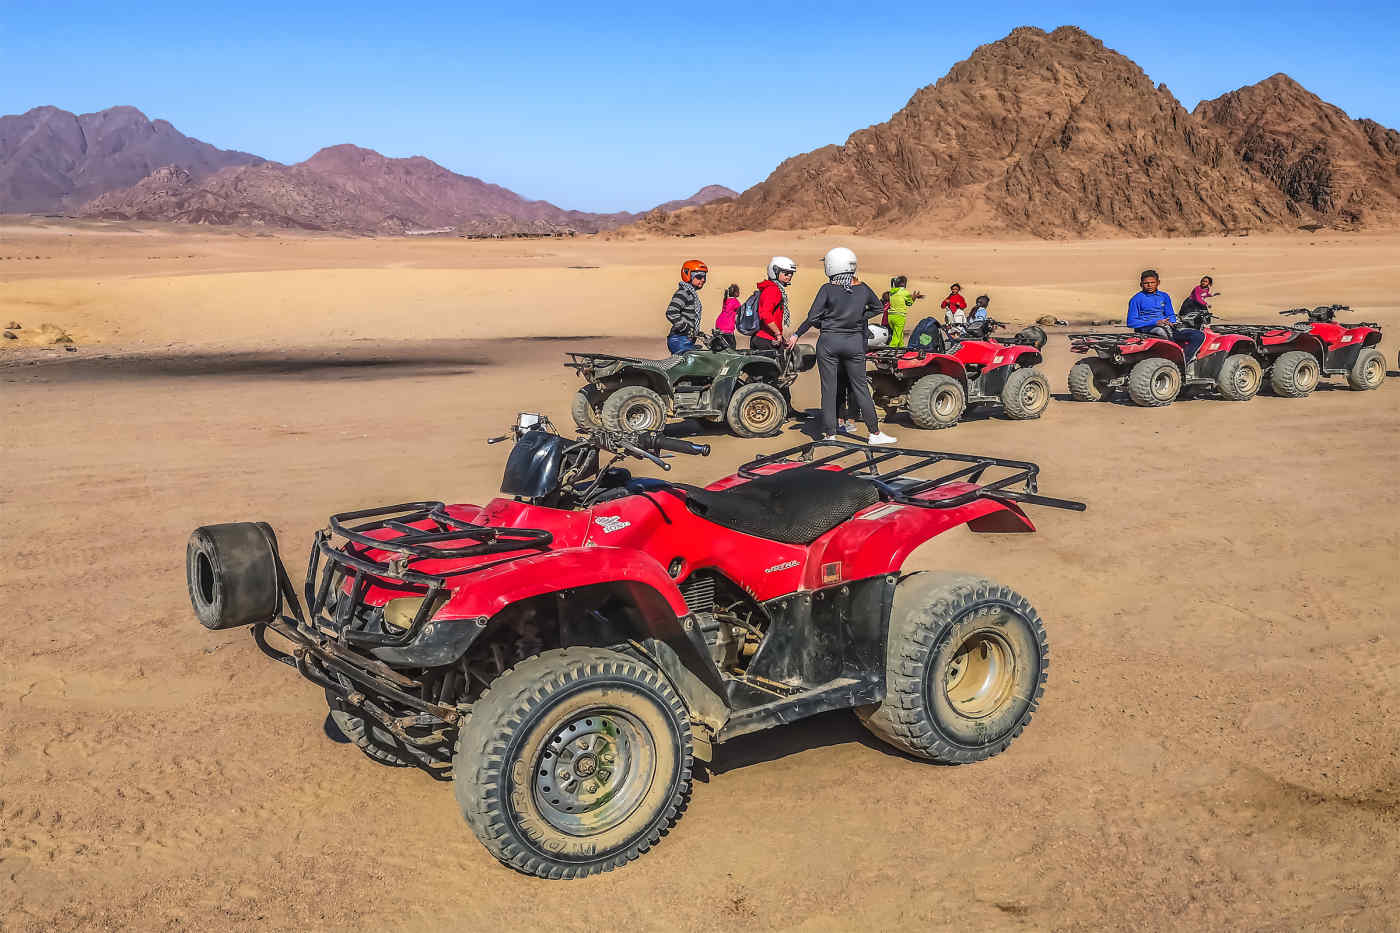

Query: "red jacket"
(940, 293), (967, 313)
(755, 279), (786, 336)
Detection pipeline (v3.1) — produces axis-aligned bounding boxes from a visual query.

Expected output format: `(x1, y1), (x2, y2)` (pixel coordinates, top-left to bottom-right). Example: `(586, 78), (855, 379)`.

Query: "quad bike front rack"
(737, 441), (1086, 513)
(303, 501), (553, 649)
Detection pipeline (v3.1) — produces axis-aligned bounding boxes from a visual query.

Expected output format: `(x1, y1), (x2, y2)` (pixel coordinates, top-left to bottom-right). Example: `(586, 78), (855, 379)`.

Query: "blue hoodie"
(1126, 290), (1176, 329)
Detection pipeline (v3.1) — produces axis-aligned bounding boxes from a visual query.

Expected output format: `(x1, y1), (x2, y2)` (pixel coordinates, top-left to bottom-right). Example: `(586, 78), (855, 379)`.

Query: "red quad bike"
(1066, 308), (1263, 407)
(1209, 305), (1385, 397)
(185, 413), (1084, 879)
(869, 319), (1052, 429)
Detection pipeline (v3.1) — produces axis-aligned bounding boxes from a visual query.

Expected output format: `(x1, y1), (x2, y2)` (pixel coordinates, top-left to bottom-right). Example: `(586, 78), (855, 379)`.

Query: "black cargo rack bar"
(303, 502), (553, 649)
(736, 440), (1086, 512)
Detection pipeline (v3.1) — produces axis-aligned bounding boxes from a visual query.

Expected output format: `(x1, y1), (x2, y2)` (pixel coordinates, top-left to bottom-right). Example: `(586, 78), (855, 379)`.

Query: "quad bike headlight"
(382, 596), (434, 632)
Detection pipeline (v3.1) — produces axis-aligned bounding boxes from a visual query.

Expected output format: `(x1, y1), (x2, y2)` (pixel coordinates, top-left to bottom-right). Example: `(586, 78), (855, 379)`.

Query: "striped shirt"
(665, 282), (703, 338)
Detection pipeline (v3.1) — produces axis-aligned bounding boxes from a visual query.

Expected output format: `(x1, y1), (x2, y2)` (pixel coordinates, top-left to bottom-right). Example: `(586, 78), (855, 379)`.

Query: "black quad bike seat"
(675, 467), (880, 545)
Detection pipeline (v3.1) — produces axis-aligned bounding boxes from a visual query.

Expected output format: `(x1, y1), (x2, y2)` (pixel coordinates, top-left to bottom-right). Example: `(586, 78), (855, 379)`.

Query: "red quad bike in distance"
(1209, 305), (1385, 397)
(185, 413), (1084, 879)
(869, 319), (1052, 429)
(1066, 308), (1263, 407)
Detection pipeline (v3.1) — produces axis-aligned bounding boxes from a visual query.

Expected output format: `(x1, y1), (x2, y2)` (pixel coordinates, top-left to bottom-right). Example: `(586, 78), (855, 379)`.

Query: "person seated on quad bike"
(1127, 269), (1204, 361)
(751, 256), (797, 351)
(1179, 274), (1219, 316)
(970, 294), (991, 322)
(665, 260), (708, 354)
(785, 246), (897, 446)
(886, 275), (924, 348)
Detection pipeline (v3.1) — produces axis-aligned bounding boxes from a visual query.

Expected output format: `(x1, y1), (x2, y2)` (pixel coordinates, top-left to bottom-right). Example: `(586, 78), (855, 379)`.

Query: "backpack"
(735, 290), (763, 336)
(908, 316), (944, 352)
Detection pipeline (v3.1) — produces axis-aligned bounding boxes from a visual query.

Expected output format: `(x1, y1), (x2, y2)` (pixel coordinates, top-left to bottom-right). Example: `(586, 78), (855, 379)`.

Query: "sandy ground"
(2, 221), (1399, 931)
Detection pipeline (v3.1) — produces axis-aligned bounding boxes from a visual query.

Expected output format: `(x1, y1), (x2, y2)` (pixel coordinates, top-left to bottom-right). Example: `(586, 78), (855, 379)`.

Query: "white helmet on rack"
(767, 256), (797, 281)
(823, 246), (857, 278)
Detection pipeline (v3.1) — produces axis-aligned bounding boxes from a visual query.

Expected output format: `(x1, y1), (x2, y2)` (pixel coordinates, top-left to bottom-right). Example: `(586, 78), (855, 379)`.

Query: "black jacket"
(793, 282), (883, 338)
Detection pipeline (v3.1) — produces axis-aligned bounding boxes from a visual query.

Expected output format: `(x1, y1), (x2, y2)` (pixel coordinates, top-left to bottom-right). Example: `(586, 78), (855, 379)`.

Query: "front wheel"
(1347, 348), (1385, 391)
(857, 572), (1047, 763)
(1217, 354), (1263, 401)
(1126, 357), (1181, 407)
(726, 381), (788, 437)
(454, 648), (692, 879)
(325, 686), (413, 767)
(908, 373), (966, 429)
(1000, 367), (1050, 419)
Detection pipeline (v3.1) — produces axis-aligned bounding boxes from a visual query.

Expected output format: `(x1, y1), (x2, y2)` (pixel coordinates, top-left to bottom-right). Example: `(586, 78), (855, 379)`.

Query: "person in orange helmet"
(665, 260), (708, 353)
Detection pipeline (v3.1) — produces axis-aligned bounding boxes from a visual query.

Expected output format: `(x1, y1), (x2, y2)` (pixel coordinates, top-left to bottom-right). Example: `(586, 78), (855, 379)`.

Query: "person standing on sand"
(940, 283), (967, 325)
(886, 276), (923, 347)
(716, 284), (741, 334)
(665, 260), (707, 354)
(751, 256), (797, 350)
(1127, 269), (1204, 361)
(784, 247), (896, 445)
(1179, 275), (1219, 315)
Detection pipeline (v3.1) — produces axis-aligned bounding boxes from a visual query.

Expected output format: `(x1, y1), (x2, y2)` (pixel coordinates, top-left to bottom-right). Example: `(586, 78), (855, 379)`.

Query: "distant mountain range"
(0, 105), (736, 234)
(628, 26), (1400, 238)
(5, 29), (1398, 239)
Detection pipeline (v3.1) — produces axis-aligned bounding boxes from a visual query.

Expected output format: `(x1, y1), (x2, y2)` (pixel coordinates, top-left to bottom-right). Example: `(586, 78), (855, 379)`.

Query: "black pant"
(750, 333), (780, 351)
(817, 332), (877, 436)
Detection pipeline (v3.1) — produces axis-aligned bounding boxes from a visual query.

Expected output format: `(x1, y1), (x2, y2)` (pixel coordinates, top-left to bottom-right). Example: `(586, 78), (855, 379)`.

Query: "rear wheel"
(1269, 350), (1320, 397)
(325, 686), (413, 767)
(726, 382), (787, 437)
(1067, 359), (1115, 402)
(601, 385), (667, 432)
(1000, 367), (1050, 419)
(455, 647), (692, 879)
(1217, 354), (1263, 401)
(1347, 348), (1385, 391)
(908, 374), (966, 429)
(571, 388), (603, 431)
(857, 572), (1047, 763)
(1126, 357), (1181, 407)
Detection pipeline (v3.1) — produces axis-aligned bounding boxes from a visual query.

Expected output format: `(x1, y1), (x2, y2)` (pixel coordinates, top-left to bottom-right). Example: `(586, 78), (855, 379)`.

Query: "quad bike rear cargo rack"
(738, 440), (1086, 513)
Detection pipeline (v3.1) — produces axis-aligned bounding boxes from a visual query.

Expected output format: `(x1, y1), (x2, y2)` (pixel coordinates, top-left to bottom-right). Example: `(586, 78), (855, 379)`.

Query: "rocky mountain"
(80, 143), (737, 235)
(650, 184), (738, 214)
(1194, 74), (1400, 227)
(0, 106), (260, 213)
(630, 26), (1310, 238)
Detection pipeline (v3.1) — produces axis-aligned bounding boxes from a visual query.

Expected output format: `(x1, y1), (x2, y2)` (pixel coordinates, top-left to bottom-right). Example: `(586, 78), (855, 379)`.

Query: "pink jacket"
(716, 296), (740, 333)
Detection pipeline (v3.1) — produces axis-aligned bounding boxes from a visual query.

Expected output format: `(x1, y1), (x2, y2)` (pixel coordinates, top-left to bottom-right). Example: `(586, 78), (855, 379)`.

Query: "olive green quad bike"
(567, 332), (817, 438)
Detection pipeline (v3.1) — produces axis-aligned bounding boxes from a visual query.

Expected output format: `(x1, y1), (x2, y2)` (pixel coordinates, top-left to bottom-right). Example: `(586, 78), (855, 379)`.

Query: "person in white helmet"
(750, 256), (797, 350)
(785, 247), (897, 445)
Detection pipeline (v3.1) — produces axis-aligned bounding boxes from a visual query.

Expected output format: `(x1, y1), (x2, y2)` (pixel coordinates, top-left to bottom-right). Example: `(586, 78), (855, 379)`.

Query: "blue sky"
(2, 1), (1397, 212)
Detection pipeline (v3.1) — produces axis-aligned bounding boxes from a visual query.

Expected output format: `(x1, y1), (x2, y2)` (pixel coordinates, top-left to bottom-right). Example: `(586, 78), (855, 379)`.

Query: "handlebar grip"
(651, 435), (711, 457)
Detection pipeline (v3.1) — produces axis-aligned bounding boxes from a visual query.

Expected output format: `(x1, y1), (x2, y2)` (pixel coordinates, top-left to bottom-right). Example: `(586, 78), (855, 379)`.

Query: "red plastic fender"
(1200, 331), (1255, 357)
(894, 352), (968, 388)
(802, 489), (1034, 587)
(433, 546), (688, 621)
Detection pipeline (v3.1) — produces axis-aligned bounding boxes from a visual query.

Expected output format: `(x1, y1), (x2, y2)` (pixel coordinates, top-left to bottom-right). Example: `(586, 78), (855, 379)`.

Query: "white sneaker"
(821, 434), (840, 442)
(867, 431), (898, 446)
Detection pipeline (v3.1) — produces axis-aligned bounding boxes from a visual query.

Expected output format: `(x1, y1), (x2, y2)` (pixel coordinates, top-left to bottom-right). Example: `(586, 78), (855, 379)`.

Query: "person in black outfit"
(785, 247), (897, 445)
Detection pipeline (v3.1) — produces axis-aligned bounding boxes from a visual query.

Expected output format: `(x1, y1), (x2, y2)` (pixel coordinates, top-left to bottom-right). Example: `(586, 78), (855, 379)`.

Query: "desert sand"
(2, 220), (1399, 931)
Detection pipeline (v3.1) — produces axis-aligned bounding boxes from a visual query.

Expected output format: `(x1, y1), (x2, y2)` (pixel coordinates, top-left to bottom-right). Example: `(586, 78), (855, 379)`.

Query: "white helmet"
(823, 246), (857, 278)
(767, 255), (796, 281)
(866, 322), (890, 348)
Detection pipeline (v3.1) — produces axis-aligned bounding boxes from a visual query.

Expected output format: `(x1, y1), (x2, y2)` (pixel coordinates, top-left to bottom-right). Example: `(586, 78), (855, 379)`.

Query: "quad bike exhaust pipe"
(186, 521), (282, 630)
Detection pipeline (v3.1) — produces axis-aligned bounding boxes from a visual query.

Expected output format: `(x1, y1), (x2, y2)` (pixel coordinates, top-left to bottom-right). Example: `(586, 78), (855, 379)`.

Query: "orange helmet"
(680, 259), (708, 284)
